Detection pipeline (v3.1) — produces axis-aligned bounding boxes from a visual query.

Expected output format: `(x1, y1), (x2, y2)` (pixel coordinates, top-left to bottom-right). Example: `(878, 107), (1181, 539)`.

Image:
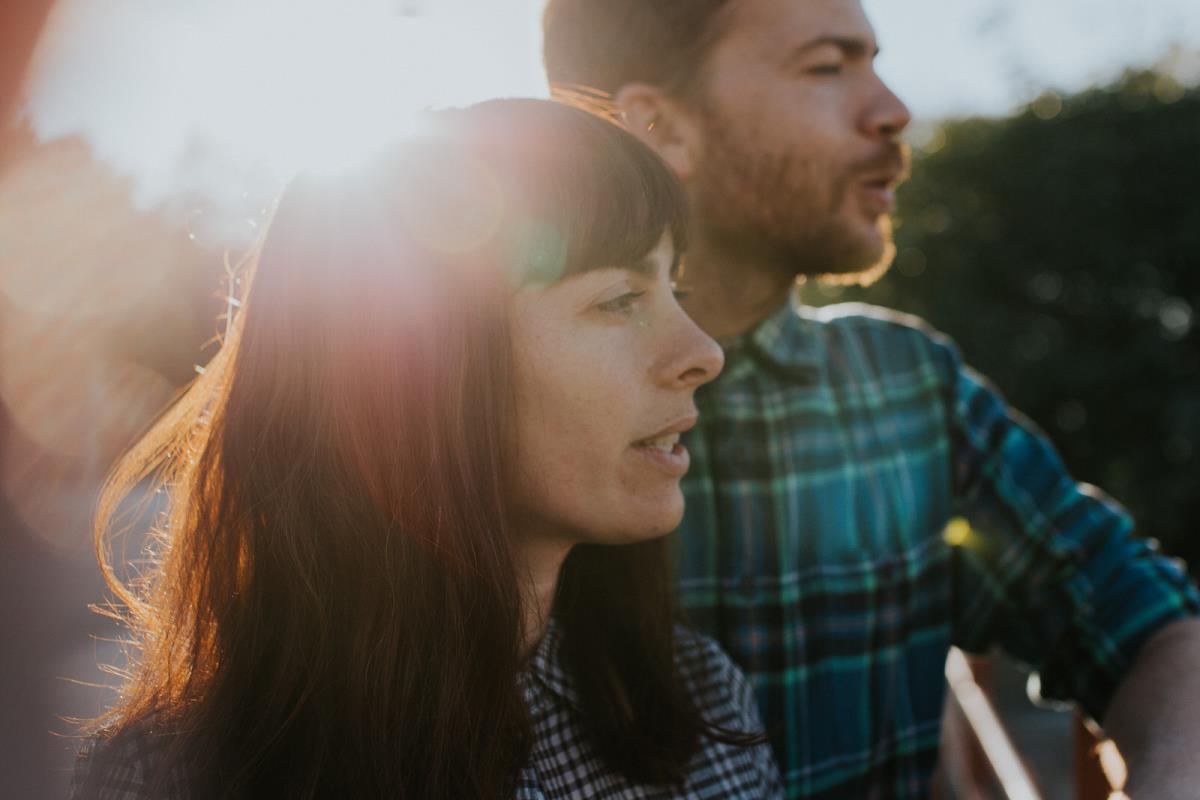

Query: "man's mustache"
(852, 142), (911, 184)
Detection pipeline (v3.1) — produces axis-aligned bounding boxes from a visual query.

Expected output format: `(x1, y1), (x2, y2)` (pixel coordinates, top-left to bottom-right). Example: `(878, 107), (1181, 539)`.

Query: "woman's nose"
(663, 312), (725, 390)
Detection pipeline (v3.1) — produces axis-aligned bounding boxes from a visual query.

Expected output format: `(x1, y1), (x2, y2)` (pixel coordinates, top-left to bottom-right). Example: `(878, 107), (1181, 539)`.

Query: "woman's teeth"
(638, 432), (680, 452)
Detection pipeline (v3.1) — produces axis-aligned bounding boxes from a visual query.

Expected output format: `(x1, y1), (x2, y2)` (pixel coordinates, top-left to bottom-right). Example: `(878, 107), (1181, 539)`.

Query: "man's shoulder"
(794, 302), (959, 372)
(799, 301), (936, 339)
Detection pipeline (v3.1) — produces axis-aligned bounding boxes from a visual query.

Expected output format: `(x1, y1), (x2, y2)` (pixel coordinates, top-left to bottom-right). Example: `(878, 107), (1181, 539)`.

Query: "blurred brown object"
(0, 0), (54, 126)
(938, 650), (1130, 800)
(940, 650), (1045, 799)
(0, 121), (221, 797)
(0, 7), (230, 796)
(0, 125), (220, 548)
(1074, 716), (1129, 800)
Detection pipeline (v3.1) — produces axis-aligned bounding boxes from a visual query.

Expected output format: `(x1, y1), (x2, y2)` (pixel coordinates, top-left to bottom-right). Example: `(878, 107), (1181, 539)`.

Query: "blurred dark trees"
(804, 69), (1200, 566)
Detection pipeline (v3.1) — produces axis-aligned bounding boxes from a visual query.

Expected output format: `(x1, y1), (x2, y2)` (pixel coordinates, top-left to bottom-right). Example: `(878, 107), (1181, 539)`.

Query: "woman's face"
(509, 233), (724, 548)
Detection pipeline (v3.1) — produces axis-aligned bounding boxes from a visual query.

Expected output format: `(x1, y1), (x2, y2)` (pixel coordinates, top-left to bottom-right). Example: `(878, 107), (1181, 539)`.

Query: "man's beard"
(690, 109), (908, 287)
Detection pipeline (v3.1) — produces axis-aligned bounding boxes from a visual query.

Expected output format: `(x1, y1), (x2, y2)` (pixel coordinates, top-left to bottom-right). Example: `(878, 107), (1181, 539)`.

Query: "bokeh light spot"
(1029, 271), (1064, 303)
(1159, 298), (1193, 341)
(896, 247), (928, 278)
(508, 219), (568, 285)
(1055, 400), (1087, 434)
(1031, 92), (1063, 120)
(943, 517), (972, 548)
(1153, 74), (1185, 104)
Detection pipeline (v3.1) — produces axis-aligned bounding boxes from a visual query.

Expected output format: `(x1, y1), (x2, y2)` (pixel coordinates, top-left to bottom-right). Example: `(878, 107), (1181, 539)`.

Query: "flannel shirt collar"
(725, 295), (822, 382)
(524, 617), (578, 708)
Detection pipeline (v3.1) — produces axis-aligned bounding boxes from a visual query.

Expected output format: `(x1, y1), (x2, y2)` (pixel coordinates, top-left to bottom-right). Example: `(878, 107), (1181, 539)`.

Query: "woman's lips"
(630, 414), (696, 476)
(631, 440), (691, 476)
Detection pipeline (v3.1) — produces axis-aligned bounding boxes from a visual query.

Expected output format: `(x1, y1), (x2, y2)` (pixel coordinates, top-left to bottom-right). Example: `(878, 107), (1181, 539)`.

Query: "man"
(542, 1), (1200, 797)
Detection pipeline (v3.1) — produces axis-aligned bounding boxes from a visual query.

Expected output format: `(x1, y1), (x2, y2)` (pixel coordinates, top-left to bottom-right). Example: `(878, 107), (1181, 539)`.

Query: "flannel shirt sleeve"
(929, 331), (1200, 722)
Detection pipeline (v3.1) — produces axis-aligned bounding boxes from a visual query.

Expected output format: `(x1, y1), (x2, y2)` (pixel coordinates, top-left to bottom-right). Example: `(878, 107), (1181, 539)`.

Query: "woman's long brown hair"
(89, 100), (747, 798)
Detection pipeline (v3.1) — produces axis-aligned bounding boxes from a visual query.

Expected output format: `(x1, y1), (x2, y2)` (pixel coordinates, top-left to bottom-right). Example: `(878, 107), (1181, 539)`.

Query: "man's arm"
(934, 331), (1199, 712)
(1104, 617), (1200, 798)
(921, 326), (1200, 794)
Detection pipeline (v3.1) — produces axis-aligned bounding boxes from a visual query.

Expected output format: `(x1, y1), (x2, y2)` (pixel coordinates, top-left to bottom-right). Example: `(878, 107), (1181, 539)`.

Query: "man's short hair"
(542, 0), (732, 100)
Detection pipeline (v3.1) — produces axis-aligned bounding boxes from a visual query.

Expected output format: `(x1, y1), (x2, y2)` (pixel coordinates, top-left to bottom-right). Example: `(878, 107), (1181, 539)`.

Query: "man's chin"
(814, 246), (895, 286)
(807, 220), (897, 287)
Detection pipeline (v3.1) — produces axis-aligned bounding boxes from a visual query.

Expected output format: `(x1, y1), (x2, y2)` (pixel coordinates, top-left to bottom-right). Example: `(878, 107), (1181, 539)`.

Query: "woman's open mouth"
(632, 431), (690, 475)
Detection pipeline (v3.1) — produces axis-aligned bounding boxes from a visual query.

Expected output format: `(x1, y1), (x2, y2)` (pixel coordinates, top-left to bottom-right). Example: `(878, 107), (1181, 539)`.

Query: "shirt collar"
(524, 617), (578, 707)
(725, 294), (822, 381)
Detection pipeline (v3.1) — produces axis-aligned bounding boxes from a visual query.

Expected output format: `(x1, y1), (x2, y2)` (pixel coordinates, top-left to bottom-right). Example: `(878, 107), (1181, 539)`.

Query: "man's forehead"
(720, 0), (875, 51)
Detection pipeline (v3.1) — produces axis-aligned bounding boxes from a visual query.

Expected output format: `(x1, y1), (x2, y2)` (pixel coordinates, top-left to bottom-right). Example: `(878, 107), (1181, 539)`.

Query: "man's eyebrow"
(784, 35), (880, 65)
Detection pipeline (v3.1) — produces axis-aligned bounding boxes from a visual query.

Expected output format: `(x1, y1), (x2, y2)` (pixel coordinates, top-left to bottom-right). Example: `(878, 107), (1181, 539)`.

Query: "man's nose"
(862, 75), (912, 141)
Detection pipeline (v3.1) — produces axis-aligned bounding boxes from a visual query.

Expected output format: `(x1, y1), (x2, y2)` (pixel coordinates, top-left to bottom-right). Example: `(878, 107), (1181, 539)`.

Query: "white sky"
(22, 0), (1200, 222)
(866, 0), (1200, 118)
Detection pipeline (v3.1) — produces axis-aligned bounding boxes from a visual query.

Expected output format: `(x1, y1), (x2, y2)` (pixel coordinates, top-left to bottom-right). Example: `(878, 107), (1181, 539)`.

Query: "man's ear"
(613, 83), (702, 181)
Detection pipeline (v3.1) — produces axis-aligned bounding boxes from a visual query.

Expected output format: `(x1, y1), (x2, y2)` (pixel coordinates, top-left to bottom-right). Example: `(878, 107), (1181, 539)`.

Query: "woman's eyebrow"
(627, 255), (657, 277)
(561, 250), (674, 286)
(626, 250), (678, 278)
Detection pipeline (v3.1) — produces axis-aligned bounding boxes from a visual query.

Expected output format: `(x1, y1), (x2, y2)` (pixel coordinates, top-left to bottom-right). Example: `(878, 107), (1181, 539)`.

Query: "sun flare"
(27, 0), (548, 201)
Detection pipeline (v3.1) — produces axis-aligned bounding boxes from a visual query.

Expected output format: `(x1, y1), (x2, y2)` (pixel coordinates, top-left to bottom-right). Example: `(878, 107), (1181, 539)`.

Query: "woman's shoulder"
(673, 627), (784, 798)
(673, 625), (738, 673)
(672, 625), (759, 729)
(71, 724), (189, 800)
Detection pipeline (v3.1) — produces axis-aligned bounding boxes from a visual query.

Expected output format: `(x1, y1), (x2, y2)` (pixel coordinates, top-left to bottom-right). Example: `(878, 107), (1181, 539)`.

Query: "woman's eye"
(670, 281), (693, 302)
(807, 64), (843, 76)
(596, 291), (646, 314)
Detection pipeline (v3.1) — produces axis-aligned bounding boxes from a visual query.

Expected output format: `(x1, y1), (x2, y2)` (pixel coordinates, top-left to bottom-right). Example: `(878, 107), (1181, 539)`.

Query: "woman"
(73, 99), (781, 799)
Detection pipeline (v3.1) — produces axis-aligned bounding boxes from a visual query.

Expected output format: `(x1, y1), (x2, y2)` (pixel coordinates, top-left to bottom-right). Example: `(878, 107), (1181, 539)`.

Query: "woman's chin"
(605, 494), (685, 544)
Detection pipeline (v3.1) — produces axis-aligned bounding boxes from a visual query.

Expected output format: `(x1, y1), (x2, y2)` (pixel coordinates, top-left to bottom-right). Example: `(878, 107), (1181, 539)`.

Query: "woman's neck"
(517, 534), (573, 655)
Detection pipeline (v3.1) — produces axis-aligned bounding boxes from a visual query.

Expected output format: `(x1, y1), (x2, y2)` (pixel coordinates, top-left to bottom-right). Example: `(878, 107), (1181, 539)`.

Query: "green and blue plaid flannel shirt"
(676, 298), (1199, 799)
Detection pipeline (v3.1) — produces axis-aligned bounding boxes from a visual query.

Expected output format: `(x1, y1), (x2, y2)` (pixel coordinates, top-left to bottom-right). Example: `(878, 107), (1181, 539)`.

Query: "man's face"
(688, 0), (911, 280)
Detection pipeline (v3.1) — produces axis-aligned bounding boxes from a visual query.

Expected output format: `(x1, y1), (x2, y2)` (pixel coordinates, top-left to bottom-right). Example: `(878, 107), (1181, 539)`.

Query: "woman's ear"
(613, 83), (702, 181)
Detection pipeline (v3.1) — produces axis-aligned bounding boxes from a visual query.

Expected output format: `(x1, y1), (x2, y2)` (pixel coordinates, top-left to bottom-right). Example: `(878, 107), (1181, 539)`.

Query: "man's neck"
(680, 237), (797, 341)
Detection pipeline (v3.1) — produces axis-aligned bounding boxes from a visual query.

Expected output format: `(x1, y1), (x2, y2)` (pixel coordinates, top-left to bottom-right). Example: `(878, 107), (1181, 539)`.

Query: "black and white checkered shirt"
(73, 623), (781, 799)
(514, 622), (781, 798)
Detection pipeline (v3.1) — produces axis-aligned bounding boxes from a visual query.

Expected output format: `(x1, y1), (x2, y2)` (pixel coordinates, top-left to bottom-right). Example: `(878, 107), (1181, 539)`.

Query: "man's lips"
(857, 178), (897, 214)
(852, 144), (909, 216)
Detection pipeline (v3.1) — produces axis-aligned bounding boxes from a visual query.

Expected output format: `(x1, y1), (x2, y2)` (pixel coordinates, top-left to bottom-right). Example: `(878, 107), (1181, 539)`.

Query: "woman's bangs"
(449, 100), (689, 286)
(552, 126), (690, 281)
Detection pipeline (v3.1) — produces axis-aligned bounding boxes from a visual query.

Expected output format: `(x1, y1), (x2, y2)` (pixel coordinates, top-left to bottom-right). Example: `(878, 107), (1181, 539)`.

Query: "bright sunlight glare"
(27, 0), (547, 215)
(22, 0), (1200, 249)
